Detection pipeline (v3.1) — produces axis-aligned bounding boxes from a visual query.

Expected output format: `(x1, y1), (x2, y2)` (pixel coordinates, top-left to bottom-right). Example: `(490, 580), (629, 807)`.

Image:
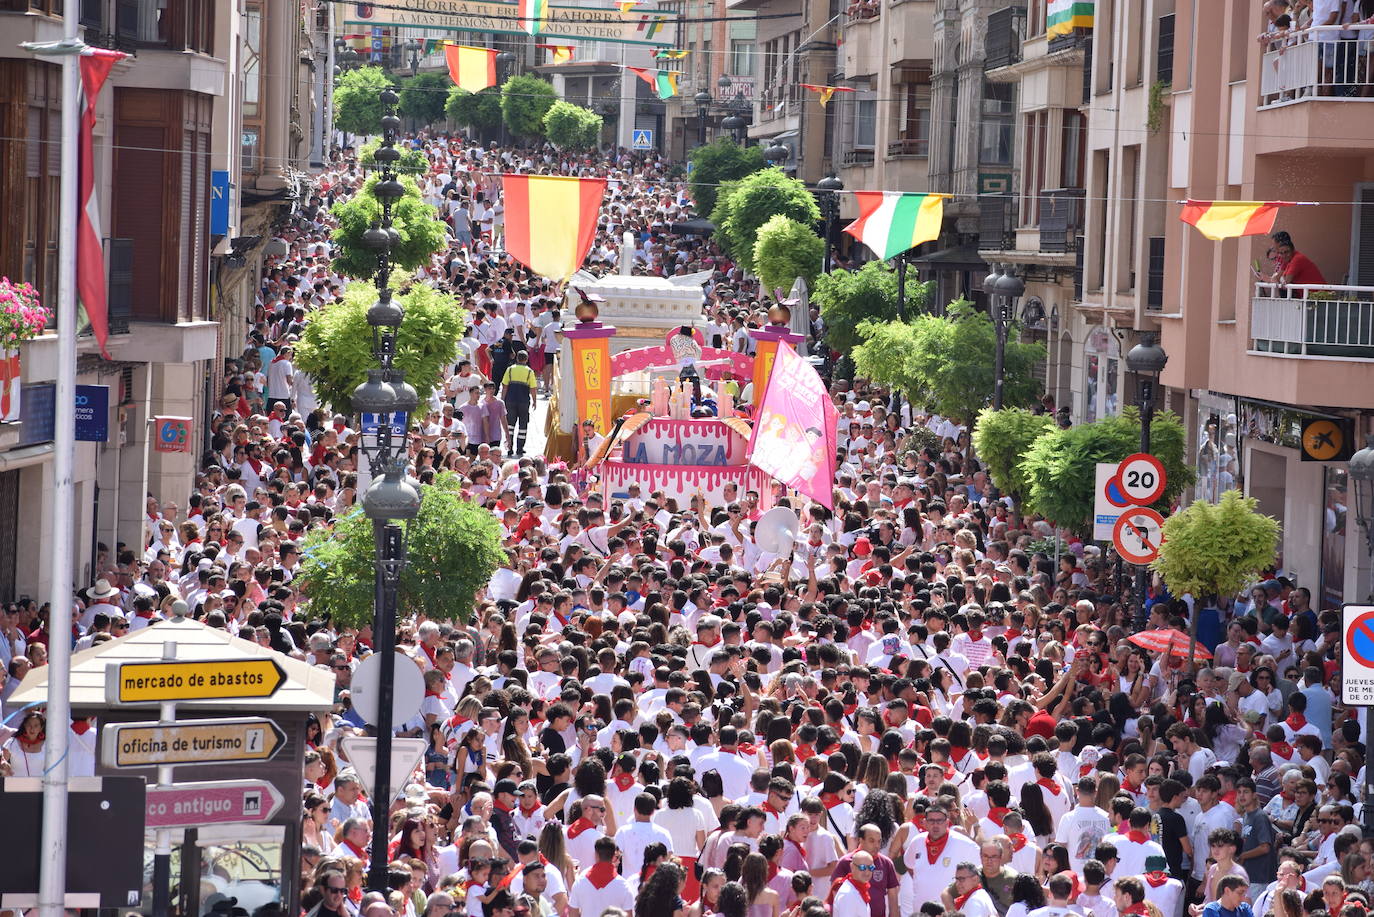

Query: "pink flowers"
(0, 278), (51, 347)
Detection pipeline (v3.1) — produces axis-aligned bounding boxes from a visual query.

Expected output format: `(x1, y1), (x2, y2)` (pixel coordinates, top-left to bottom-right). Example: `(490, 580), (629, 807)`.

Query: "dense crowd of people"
(0, 126), (1368, 917)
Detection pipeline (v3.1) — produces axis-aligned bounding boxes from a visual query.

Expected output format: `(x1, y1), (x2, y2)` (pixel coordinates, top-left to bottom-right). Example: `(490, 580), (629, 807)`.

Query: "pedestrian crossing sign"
(632, 129), (653, 150)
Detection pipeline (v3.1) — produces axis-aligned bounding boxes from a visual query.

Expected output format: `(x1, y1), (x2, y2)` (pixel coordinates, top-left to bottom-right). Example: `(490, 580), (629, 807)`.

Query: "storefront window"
(1321, 466), (1348, 610)
(1082, 325), (1119, 423)
(1195, 393), (1239, 503)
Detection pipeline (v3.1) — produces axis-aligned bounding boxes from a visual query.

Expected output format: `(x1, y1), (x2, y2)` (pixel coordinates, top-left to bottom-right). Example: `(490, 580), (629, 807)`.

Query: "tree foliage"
(334, 66), (395, 137)
(446, 87), (503, 133)
(709, 168), (821, 276)
(398, 71), (451, 126)
(971, 407), (1056, 502)
(542, 100), (603, 149)
(501, 74), (558, 138)
(294, 282), (466, 415)
(852, 300), (1044, 426)
(1152, 489), (1280, 601)
(688, 138), (766, 215)
(813, 261), (931, 354)
(358, 137), (429, 175)
(329, 173), (450, 280)
(753, 215), (823, 295)
(1020, 407), (1196, 535)
(296, 473), (506, 629)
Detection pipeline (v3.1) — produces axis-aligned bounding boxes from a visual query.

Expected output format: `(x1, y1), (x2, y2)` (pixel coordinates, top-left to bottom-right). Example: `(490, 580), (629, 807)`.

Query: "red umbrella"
(1127, 628), (1213, 660)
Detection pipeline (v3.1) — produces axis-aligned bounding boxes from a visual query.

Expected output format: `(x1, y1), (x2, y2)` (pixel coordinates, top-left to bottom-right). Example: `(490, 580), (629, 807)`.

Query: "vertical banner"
(563, 316), (618, 434)
(0, 348), (20, 423)
(747, 344), (838, 509)
(152, 416), (192, 453)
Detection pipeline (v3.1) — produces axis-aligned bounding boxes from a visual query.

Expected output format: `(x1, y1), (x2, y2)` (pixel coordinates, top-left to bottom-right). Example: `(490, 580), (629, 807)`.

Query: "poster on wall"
(152, 416), (192, 453)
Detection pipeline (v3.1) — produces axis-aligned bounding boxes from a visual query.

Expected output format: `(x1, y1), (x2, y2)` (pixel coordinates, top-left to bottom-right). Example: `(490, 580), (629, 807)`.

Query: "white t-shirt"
(567, 871), (634, 917)
(1055, 805), (1112, 872)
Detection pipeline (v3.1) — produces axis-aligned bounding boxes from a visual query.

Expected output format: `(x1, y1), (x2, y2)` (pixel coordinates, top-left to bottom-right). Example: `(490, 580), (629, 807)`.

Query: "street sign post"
(1093, 463), (1126, 540)
(1112, 507), (1166, 565)
(144, 779), (284, 830)
(102, 717), (286, 769)
(105, 657), (286, 705)
(1115, 452), (1167, 505)
(631, 128), (653, 150)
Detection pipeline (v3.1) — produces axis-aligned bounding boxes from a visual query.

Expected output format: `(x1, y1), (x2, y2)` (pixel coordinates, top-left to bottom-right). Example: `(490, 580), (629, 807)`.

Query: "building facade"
(0, 0), (314, 600)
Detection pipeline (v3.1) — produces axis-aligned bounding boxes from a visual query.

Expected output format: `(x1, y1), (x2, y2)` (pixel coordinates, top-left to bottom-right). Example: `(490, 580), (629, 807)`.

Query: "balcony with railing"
(1038, 188), (1084, 253)
(978, 195), (1016, 252)
(1251, 283), (1374, 358)
(985, 7), (1027, 71)
(1260, 26), (1374, 108)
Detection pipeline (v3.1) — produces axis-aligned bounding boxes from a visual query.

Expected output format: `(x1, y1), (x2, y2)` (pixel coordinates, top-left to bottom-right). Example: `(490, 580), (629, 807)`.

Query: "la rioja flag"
(79, 48), (127, 358)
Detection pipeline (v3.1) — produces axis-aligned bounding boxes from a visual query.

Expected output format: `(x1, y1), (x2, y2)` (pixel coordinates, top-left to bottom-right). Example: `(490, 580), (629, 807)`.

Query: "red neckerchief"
(1126, 829), (1151, 844)
(1122, 779), (1143, 796)
(1271, 741), (1294, 760)
(613, 772), (636, 793)
(787, 838), (809, 869)
(967, 629), (984, 642)
(988, 807), (1010, 827)
(953, 885), (983, 910)
(567, 817), (596, 839)
(136, 610), (155, 620)
(519, 800), (541, 817)
(1144, 872), (1169, 888)
(763, 801), (783, 818)
(925, 832), (951, 864)
(843, 702), (859, 716)
(1286, 712), (1308, 731)
(447, 713), (470, 730)
(844, 877), (871, 904)
(950, 745), (969, 763)
(585, 861), (618, 889)
(882, 710), (905, 730)
(342, 839), (369, 861)
(940, 760), (956, 780)
(1005, 628), (1022, 640)
(1008, 832), (1028, 852)
(796, 743), (816, 762)
(821, 793), (844, 810)
(696, 635), (721, 649)
(1220, 790), (1238, 806)
(71, 719), (93, 736)
(420, 642), (438, 665)
(1121, 904), (1150, 917)
(766, 862), (779, 882)
(496, 862), (526, 890)
(424, 690), (444, 699)
(494, 799), (514, 814)
(1037, 777), (1063, 796)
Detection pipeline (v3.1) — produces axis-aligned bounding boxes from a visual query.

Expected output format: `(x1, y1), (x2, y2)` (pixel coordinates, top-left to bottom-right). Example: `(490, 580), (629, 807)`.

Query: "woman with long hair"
(636, 861), (687, 917)
(301, 792), (337, 854)
(1005, 873), (1047, 917)
(739, 854), (779, 917)
(655, 776), (708, 900)
(3, 711), (45, 777)
(691, 869), (727, 917)
(716, 881), (749, 917)
(538, 820), (577, 891)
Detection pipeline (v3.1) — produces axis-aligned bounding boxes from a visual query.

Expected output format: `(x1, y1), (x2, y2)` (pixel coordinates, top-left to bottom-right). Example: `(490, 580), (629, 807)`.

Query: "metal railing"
(1038, 188), (1084, 253)
(886, 138), (928, 157)
(1251, 282), (1374, 357)
(1260, 25), (1374, 108)
(841, 148), (875, 166)
(985, 6), (1027, 70)
(979, 195), (1016, 251)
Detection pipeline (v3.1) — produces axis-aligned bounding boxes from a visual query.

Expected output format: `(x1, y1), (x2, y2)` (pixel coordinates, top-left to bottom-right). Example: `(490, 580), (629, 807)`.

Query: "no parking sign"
(1342, 604), (1374, 705)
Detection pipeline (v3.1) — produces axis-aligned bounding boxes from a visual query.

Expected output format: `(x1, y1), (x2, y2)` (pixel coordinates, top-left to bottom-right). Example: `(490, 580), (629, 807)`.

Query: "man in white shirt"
(694, 726), (755, 800)
(1027, 872), (1086, 917)
(566, 836), (633, 917)
(1056, 777), (1113, 872)
(832, 850), (878, 917)
(615, 793), (676, 878)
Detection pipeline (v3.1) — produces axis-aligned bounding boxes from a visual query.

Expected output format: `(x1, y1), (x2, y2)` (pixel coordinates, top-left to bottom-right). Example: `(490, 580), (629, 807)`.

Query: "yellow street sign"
(102, 717), (287, 768)
(105, 658), (287, 704)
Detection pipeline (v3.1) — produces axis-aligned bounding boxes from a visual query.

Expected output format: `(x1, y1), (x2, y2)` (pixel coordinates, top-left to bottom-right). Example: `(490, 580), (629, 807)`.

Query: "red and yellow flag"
(1179, 200), (1294, 241)
(800, 83), (855, 107)
(444, 44), (498, 93)
(617, 0), (638, 13)
(537, 43), (575, 63)
(502, 175), (607, 282)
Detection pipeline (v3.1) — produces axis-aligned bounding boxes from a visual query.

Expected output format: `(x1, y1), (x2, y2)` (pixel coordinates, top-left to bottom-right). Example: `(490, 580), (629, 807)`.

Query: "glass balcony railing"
(1251, 282), (1374, 358)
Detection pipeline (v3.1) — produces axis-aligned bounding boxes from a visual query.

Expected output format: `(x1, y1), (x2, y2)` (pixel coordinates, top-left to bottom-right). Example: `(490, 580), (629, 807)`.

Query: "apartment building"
(0, 0), (317, 600)
(1158, 0), (1374, 604)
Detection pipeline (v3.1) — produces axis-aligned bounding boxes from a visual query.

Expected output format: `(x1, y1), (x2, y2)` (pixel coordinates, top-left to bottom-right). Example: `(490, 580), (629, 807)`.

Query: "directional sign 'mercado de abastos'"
(105, 658), (287, 705)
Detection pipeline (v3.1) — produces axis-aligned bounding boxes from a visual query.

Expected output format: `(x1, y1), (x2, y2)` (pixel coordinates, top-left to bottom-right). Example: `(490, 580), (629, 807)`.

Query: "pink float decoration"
(610, 345), (753, 379)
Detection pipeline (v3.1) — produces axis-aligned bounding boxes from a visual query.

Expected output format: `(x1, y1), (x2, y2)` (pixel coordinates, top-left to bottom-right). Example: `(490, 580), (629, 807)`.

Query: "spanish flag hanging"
(800, 83), (856, 107)
(537, 43), (575, 63)
(444, 44), (498, 93)
(1179, 200), (1295, 241)
(502, 175), (607, 282)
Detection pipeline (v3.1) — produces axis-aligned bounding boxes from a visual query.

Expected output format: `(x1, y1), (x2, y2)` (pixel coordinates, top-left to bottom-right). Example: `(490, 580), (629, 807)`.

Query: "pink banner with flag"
(747, 343), (837, 509)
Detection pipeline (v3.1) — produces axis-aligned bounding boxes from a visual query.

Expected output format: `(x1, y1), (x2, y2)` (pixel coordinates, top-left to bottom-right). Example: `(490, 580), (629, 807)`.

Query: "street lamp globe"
(993, 266), (1025, 299)
(817, 174), (844, 195)
(1349, 436), (1374, 550)
(983, 263), (1003, 295)
(721, 113), (746, 132)
(695, 89), (712, 107)
(764, 140), (789, 164)
(1125, 332), (1169, 376)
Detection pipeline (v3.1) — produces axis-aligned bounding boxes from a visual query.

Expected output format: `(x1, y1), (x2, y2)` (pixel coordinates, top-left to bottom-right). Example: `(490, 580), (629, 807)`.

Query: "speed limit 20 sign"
(1113, 453), (1166, 505)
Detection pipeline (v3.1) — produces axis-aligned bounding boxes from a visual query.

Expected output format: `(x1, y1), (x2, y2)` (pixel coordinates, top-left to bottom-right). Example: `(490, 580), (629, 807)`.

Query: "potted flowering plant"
(0, 278), (50, 346)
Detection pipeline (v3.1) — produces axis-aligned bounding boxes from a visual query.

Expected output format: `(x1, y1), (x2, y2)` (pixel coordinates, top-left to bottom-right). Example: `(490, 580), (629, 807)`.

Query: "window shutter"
(1355, 187), (1374, 287)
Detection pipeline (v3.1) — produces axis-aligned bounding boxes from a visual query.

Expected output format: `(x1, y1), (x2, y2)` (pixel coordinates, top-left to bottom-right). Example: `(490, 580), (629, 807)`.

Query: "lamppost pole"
(354, 88), (422, 894)
(695, 89), (712, 145)
(816, 174), (843, 274)
(985, 264), (1023, 411)
(1125, 332), (1168, 629)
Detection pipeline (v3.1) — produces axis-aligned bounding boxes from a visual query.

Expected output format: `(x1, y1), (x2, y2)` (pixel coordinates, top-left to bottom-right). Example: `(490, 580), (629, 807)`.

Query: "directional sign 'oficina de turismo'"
(102, 717), (286, 768)
(105, 658), (286, 705)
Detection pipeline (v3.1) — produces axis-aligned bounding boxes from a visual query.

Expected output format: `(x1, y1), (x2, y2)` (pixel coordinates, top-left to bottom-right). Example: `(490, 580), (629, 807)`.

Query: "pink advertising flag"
(747, 344), (838, 510)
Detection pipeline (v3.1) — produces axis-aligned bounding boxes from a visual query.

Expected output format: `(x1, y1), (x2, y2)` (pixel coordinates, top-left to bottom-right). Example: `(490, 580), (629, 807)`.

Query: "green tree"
(446, 86), (503, 133)
(710, 168), (820, 276)
(329, 173), (450, 280)
(1019, 407), (1196, 535)
(334, 66), (395, 137)
(358, 137), (429, 175)
(294, 282), (466, 414)
(813, 261), (932, 354)
(688, 138), (766, 215)
(852, 300), (1044, 426)
(543, 100), (603, 149)
(753, 215), (823, 294)
(296, 473), (506, 629)
(1152, 489), (1280, 665)
(398, 71), (451, 126)
(971, 407), (1056, 502)
(501, 74), (558, 138)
